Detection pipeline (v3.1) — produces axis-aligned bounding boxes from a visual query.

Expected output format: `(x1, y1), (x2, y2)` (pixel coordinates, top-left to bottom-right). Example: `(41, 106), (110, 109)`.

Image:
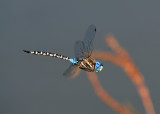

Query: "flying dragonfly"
(23, 25), (103, 77)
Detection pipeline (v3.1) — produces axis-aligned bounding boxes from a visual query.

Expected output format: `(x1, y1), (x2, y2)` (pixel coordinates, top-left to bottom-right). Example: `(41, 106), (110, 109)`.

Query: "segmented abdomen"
(23, 50), (70, 60)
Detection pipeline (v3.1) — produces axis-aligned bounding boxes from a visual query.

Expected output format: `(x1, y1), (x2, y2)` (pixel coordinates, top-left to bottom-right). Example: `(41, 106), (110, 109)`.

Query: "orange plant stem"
(106, 35), (155, 114)
(90, 35), (155, 114)
(122, 62), (155, 114)
(86, 72), (132, 114)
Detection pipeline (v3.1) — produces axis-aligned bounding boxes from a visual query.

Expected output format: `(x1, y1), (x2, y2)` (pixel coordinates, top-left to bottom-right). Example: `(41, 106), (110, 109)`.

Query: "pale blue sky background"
(0, 0), (160, 114)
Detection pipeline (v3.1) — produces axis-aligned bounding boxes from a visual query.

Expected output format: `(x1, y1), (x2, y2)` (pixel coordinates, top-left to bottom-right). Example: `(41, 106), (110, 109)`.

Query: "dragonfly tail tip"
(23, 50), (30, 53)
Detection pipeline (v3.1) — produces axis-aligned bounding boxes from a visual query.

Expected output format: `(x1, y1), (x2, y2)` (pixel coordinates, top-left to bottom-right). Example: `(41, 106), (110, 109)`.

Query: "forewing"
(83, 25), (96, 57)
(74, 40), (88, 58)
(63, 64), (80, 78)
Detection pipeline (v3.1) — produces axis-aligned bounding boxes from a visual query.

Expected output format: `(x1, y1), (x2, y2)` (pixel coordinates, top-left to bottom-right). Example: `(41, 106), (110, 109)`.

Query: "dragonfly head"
(95, 61), (103, 72)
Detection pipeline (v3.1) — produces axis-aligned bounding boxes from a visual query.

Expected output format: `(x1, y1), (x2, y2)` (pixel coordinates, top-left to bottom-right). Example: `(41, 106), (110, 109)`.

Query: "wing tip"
(88, 25), (96, 33)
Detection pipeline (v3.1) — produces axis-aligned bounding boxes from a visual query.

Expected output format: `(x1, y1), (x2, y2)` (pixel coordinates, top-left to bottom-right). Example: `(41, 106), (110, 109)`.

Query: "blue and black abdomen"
(23, 50), (70, 61)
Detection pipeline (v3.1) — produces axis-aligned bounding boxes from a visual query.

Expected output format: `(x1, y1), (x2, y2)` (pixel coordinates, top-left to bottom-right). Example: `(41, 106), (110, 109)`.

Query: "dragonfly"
(23, 25), (103, 77)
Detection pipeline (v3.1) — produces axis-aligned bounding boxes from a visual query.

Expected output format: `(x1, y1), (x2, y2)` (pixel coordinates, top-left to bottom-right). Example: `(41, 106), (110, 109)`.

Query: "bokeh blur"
(0, 0), (160, 114)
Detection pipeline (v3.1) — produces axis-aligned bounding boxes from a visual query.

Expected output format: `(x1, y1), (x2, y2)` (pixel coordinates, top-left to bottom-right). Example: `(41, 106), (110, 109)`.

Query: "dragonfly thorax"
(78, 58), (95, 72)
(69, 57), (103, 72)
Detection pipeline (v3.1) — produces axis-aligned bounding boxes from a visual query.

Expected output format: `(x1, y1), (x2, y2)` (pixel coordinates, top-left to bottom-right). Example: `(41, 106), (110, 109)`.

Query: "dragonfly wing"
(63, 64), (80, 78)
(83, 25), (96, 57)
(74, 40), (88, 58)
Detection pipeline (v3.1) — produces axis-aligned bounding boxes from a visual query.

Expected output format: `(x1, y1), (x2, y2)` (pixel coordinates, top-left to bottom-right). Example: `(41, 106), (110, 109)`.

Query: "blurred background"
(0, 0), (160, 114)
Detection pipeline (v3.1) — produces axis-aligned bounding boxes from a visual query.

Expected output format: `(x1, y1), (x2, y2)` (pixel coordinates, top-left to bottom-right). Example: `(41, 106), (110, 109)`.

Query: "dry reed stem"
(89, 35), (155, 114)
(87, 72), (132, 114)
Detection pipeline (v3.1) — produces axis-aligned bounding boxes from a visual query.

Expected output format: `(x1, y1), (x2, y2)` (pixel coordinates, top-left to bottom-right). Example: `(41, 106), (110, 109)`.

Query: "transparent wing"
(63, 64), (80, 78)
(74, 40), (88, 58)
(63, 25), (96, 77)
(83, 25), (96, 57)
(63, 41), (85, 78)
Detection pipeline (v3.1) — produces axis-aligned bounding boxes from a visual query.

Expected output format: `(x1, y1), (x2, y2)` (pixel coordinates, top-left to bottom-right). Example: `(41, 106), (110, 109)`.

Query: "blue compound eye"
(96, 62), (100, 66)
(95, 61), (103, 72)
